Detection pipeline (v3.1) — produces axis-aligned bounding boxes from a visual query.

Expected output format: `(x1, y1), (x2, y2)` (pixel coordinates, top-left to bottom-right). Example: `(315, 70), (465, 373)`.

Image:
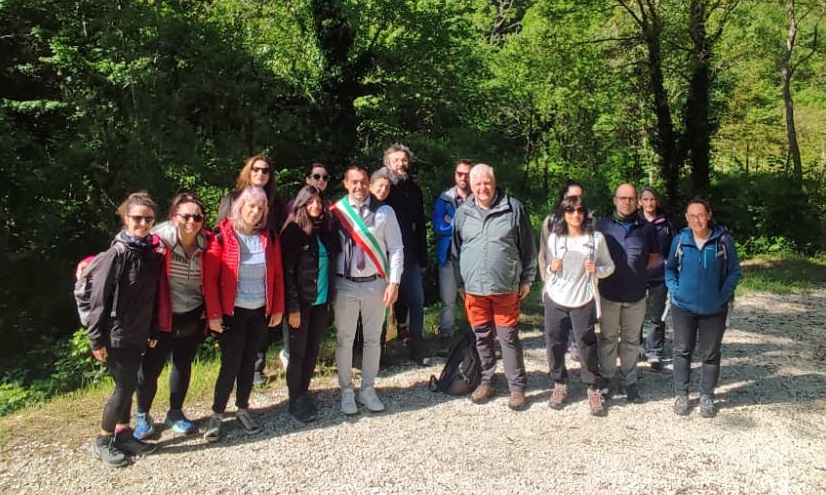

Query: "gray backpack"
(73, 243), (126, 328)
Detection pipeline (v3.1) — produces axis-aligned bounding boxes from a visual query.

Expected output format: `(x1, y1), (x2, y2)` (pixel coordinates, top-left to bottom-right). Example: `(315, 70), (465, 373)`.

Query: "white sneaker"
(358, 387), (385, 412)
(340, 388), (358, 415)
(279, 349), (289, 369)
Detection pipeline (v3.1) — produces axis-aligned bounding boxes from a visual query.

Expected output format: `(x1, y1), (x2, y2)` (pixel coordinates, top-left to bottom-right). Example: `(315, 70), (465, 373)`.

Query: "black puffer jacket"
(281, 221), (339, 313)
(85, 230), (164, 350)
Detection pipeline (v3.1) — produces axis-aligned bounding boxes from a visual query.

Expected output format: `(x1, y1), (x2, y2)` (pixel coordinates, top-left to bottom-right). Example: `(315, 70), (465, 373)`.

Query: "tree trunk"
(782, 0), (803, 182)
(685, 0), (713, 198)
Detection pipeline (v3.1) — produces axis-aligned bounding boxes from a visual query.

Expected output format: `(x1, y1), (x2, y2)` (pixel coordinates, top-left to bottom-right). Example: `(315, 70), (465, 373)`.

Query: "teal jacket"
(452, 189), (536, 295)
(665, 226), (741, 316)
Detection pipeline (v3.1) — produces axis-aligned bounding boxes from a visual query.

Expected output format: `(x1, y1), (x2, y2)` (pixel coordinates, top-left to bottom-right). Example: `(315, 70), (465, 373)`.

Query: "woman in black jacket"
(81, 191), (164, 468)
(281, 185), (338, 422)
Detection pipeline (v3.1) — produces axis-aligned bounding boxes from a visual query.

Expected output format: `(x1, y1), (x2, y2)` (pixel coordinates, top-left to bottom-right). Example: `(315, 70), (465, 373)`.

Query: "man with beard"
(432, 159), (472, 350)
(382, 144), (429, 365)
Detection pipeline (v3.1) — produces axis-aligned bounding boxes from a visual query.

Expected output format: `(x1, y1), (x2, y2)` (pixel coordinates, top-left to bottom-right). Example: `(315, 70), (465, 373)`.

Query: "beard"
(388, 168), (408, 184)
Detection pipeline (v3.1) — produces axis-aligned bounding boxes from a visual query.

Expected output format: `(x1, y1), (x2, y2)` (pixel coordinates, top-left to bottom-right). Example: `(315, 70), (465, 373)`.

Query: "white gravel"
(2, 289), (825, 494)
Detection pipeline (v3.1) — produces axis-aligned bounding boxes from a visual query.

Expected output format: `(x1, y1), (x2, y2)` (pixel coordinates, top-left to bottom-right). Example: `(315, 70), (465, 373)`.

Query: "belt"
(338, 274), (379, 283)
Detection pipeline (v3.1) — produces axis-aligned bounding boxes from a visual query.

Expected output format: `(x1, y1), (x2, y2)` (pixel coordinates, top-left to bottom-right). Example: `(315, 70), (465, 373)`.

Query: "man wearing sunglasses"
(382, 143), (429, 366)
(595, 183), (659, 404)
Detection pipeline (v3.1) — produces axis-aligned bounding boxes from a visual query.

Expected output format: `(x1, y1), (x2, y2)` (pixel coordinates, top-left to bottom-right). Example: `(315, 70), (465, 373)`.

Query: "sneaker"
(114, 428), (157, 457)
(279, 349), (289, 369)
(507, 390), (527, 411)
(341, 388), (358, 415)
(133, 412), (155, 440)
(471, 382), (495, 404)
(165, 411), (198, 435)
(624, 383), (645, 404)
(699, 394), (717, 418)
(674, 395), (690, 416)
(548, 383), (568, 410)
(93, 435), (128, 468)
(253, 371), (268, 387)
(587, 387), (607, 417)
(204, 414), (222, 443)
(236, 409), (261, 435)
(358, 387), (386, 412)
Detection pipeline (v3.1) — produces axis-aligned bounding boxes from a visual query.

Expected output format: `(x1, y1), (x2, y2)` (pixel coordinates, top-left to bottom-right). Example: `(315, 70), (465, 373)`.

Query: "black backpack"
(429, 329), (482, 395)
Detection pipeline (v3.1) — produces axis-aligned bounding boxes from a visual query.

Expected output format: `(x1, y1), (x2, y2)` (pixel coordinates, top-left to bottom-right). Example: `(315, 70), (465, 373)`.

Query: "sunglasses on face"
(311, 173), (330, 181)
(565, 207), (586, 214)
(128, 215), (156, 225)
(178, 213), (204, 223)
(251, 166), (271, 175)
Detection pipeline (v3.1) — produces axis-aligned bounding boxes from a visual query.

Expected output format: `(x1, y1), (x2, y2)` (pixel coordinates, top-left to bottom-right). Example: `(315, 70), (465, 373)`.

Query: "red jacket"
(203, 219), (285, 319)
(156, 229), (213, 333)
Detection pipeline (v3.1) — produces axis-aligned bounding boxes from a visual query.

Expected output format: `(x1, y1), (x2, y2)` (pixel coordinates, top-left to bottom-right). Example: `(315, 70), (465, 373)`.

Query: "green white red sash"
(332, 198), (389, 279)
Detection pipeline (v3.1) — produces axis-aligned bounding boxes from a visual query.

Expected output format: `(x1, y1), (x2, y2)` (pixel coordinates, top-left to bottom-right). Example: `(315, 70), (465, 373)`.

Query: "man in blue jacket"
(596, 183), (659, 404)
(432, 159), (472, 349)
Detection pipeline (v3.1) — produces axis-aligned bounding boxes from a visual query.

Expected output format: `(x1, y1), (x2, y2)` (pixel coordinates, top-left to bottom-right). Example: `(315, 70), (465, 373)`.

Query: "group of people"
(78, 145), (741, 469)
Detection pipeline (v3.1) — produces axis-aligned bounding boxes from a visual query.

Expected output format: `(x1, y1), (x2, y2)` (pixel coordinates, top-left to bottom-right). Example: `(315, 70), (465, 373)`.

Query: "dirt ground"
(1, 289), (825, 494)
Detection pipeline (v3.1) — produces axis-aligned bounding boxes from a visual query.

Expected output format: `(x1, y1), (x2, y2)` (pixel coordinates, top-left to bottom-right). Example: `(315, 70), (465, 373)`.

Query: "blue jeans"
(395, 263), (424, 340)
(438, 261), (458, 336)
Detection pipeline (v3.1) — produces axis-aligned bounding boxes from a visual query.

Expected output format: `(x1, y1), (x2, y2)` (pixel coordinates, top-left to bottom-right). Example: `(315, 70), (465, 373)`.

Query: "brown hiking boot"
(548, 383), (568, 410)
(587, 387), (607, 417)
(471, 383), (495, 404)
(507, 390), (527, 411)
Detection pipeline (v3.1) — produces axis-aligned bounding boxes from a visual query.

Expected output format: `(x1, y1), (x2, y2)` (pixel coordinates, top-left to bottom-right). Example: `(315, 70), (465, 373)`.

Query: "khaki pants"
(598, 298), (646, 387)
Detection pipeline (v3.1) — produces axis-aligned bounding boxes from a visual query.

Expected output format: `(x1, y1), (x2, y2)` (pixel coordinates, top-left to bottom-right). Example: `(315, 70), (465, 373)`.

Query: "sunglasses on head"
(565, 207), (586, 214)
(178, 213), (204, 222)
(251, 166), (271, 175)
(311, 173), (330, 181)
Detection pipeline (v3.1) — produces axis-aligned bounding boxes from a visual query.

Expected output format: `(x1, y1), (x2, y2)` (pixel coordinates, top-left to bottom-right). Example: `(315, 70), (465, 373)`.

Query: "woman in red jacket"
(203, 186), (284, 441)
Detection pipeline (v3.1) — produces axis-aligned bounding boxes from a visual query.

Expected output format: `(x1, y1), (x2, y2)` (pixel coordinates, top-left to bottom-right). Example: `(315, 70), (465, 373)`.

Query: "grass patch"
(737, 254), (826, 295)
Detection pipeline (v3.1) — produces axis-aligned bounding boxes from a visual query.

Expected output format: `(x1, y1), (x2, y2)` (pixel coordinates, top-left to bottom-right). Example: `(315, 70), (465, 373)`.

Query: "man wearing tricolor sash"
(332, 165), (404, 415)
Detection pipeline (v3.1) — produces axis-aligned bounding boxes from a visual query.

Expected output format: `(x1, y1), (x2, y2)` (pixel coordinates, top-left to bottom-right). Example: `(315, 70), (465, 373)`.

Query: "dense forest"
(2, 1), (825, 392)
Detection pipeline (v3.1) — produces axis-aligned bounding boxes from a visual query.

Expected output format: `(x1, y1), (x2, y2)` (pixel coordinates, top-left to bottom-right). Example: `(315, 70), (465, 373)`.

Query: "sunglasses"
(128, 215), (156, 224)
(178, 213), (204, 223)
(311, 173), (330, 181)
(564, 207), (586, 214)
(251, 166), (271, 175)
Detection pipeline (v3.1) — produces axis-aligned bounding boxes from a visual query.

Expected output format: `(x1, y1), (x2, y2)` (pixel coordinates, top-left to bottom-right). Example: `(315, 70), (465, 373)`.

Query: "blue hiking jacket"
(433, 187), (464, 266)
(665, 226), (741, 316)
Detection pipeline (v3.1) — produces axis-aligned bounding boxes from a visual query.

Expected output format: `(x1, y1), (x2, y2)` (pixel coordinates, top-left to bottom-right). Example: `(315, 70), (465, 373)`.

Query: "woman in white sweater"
(543, 195), (615, 416)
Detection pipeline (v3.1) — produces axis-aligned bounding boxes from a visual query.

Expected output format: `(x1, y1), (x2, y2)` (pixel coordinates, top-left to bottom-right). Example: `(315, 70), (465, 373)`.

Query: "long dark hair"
(552, 195), (593, 236)
(282, 185), (331, 235)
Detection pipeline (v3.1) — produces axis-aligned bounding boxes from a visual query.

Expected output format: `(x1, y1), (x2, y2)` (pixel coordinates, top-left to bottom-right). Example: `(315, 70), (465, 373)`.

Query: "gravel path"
(2, 289), (825, 494)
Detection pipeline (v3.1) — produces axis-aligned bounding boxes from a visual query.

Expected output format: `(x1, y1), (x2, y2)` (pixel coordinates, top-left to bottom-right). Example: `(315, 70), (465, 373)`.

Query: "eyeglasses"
(312, 173), (330, 181)
(128, 215), (155, 225)
(178, 213), (204, 223)
(614, 196), (637, 202)
(564, 207), (586, 214)
(251, 166), (271, 175)
(687, 214), (709, 221)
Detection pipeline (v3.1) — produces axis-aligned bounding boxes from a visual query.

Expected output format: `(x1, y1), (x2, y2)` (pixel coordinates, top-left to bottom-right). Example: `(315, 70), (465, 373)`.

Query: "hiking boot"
(236, 409), (261, 435)
(548, 383), (568, 410)
(436, 335), (452, 357)
(114, 428), (157, 457)
(341, 388), (358, 415)
(507, 391), (527, 411)
(674, 395), (690, 416)
(358, 387), (386, 412)
(649, 360), (664, 373)
(253, 371), (268, 387)
(699, 394), (717, 418)
(587, 387), (607, 417)
(289, 397), (317, 423)
(471, 382), (495, 404)
(133, 412), (155, 440)
(409, 339), (427, 367)
(165, 410), (198, 435)
(204, 414), (223, 443)
(93, 435), (128, 468)
(624, 383), (645, 404)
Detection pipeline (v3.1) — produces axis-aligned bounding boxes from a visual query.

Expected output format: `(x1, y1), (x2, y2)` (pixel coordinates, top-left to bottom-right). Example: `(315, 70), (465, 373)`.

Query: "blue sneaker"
(134, 412), (155, 440)
(165, 411), (198, 435)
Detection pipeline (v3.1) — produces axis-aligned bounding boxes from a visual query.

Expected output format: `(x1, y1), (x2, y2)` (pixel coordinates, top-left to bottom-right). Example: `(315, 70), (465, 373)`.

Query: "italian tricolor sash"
(331, 198), (389, 279)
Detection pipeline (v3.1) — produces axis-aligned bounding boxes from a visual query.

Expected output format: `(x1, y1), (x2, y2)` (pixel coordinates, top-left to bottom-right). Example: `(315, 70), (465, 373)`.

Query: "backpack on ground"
(428, 329), (482, 395)
(74, 243), (126, 328)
